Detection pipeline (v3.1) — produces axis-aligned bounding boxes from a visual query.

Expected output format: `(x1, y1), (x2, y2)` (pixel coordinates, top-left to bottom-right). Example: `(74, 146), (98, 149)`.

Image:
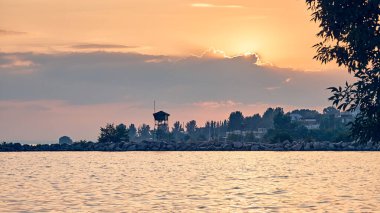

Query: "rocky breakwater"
(93, 140), (380, 151)
(70, 140), (379, 151)
(1, 140), (380, 151)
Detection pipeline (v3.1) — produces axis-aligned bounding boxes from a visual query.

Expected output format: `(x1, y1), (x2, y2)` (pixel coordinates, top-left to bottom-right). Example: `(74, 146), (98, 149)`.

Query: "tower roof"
(153, 111), (170, 121)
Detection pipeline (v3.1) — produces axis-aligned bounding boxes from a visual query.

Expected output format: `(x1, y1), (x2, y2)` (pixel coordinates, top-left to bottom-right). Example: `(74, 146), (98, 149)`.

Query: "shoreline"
(1, 140), (379, 152)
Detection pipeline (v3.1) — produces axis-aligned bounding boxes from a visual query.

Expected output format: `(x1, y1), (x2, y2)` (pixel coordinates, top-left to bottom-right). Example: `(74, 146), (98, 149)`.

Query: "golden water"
(1, 152), (379, 212)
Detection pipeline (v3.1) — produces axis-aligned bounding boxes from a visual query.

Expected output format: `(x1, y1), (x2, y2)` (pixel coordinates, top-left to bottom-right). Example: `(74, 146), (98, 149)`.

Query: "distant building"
(254, 128), (268, 138)
(226, 128), (268, 139)
(339, 111), (355, 124)
(59, 136), (73, 145)
(290, 113), (303, 122)
(290, 113), (320, 130)
(300, 118), (320, 130)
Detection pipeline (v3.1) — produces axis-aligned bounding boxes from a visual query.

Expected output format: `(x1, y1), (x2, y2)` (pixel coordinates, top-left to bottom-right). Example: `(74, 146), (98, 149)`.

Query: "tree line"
(98, 106), (352, 144)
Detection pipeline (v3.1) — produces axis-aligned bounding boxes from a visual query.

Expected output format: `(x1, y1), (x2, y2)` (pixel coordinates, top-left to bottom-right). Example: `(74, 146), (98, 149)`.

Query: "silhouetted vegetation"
(307, 0), (380, 143)
(3, 106), (378, 152)
(98, 123), (129, 143)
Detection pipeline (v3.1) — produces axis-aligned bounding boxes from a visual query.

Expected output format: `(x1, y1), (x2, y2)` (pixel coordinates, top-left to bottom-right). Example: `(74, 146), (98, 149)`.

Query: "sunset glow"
(0, 0), (351, 142)
(0, 0), (338, 70)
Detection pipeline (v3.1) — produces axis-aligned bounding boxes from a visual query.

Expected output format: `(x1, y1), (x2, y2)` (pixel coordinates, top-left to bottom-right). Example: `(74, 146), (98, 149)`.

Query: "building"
(290, 113), (320, 130)
(290, 113), (303, 122)
(300, 118), (320, 130)
(225, 128), (268, 140)
(339, 111), (355, 124)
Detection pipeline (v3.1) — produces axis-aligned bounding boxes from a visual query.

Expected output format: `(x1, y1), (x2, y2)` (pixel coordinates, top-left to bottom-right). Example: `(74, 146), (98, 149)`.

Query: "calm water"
(0, 152), (379, 212)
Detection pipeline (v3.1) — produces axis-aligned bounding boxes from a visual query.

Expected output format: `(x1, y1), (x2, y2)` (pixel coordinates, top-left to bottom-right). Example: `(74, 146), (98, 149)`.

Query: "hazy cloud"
(0, 29), (27, 36)
(71, 43), (138, 49)
(191, 3), (244, 8)
(0, 51), (352, 106)
(0, 51), (353, 142)
(0, 55), (34, 68)
(193, 100), (242, 108)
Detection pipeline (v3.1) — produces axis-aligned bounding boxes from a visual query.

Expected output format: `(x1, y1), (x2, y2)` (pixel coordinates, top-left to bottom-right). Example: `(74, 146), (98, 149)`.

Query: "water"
(0, 152), (379, 212)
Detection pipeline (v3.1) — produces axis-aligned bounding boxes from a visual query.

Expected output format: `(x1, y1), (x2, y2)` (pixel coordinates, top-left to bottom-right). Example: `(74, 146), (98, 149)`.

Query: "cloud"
(0, 51), (352, 106)
(0, 51), (353, 142)
(188, 48), (260, 64)
(71, 43), (138, 49)
(0, 29), (27, 36)
(0, 55), (36, 74)
(265, 86), (281, 91)
(191, 3), (243, 8)
(193, 100), (241, 108)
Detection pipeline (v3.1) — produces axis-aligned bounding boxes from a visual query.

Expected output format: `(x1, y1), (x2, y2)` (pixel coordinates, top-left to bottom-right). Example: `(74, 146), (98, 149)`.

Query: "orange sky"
(1, 0), (352, 142)
(0, 0), (339, 71)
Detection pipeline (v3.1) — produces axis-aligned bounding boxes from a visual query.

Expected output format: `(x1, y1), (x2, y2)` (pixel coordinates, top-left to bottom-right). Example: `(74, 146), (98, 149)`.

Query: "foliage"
(244, 114), (261, 131)
(98, 123), (129, 143)
(306, 0), (380, 143)
(265, 110), (295, 143)
(290, 109), (321, 119)
(172, 121), (185, 141)
(138, 124), (151, 139)
(228, 111), (244, 131)
(266, 129), (293, 143)
(185, 120), (197, 135)
(128, 124), (137, 140)
(260, 107), (284, 128)
(227, 133), (243, 142)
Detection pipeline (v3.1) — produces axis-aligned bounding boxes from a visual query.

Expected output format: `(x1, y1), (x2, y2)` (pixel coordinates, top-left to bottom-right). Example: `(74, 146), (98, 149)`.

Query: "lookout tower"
(153, 110), (170, 133)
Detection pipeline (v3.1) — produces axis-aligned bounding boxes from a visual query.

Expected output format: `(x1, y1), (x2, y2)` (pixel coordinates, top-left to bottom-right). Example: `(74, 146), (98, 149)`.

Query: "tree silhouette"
(306, 0), (380, 143)
(138, 124), (151, 140)
(98, 123), (129, 143)
(115, 123), (129, 143)
(228, 111), (244, 131)
(185, 120), (197, 135)
(128, 124), (137, 140)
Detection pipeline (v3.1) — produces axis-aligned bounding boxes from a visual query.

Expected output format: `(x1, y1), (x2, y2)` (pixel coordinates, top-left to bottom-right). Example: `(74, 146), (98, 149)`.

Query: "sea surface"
(0, 152), (379, 212)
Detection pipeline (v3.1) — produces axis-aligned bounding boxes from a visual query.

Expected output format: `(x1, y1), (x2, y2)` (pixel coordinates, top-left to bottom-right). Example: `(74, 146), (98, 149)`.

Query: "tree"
(185, 120), (197, 135)
(98, 123), (129, 143)
(172, 121), (184, 141)
(244, 114), (261, 131)
(138, 124), (151, 140)
(172, 121), (184, 133)
(273, 112), (292, 130)
(290, 109), (320, 119)
(306, 0), (380, 143)
(128, 124), (137, 140)
(323, 106), (340, 116)
(228, 111), (244, 131)
(261, 107), (284, 128)
(115, 123), (129, 143)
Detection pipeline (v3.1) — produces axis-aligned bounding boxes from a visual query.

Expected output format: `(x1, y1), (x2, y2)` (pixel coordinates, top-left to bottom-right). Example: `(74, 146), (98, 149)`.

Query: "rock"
(151, 146), (160, 151)
(137, 143), (147, 150)
(304, 142), (311, 150)
(127, 145), (136, 151)
(166, 144), (175, 151)
(313, 142), (320, 150)
(250, 144), (260, 151)
(233, 142), (243, 149)
(292, 143), (303, 151)
(328, 143), (336, 150)
(222, 143), (232, 150)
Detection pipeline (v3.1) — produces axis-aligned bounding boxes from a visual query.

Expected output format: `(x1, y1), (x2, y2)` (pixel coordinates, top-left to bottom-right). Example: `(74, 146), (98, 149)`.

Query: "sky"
(0, 0), (352, 143)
